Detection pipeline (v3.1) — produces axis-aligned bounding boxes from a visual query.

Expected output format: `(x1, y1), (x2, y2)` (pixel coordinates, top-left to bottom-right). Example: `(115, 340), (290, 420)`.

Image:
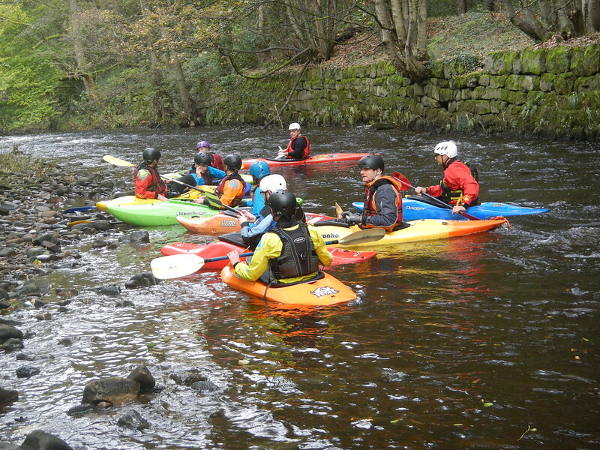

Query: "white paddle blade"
(151, 254), (204, 279)
(337, 228), (386, 245)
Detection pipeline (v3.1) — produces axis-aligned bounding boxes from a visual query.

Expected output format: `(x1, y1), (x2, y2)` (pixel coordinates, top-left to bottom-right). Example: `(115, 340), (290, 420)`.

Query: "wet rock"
(92, 220), (111, 231)
(0, 324), (23, 343)
(66, 403), (97, 417)
(0, 202), (17, 216)
(0, 300), (9, 310)
(169, 369), (208, 386)
(1, 338), (24, 352)
(120, 230), (150, 244)
(58, 338), (73, 347)
(0, 387), (18, 405)
(0, 441), (19, 449)
(91, 239), (108, 248)
(191, 380), (219, 393)
(82, 377), (141, 405)
(20, 430), (73, 450)
(125, 273), (159, 289)
(96, 284), (121, 297)
(115, 300), (134, 308)
(127, 365), (155, 393)
(17, 278), (50, 297)
(16, 366), (40, 378)
(35, 312), (52, 321)
(26, 247), (48, 259)
(32, 233), (60, 246)
(33, 299), (47, 308)
(117, 410), (150, 431)
(15, 353), (35, 361)
(39, 241), (61, 253)
(0, 247), (16, 257)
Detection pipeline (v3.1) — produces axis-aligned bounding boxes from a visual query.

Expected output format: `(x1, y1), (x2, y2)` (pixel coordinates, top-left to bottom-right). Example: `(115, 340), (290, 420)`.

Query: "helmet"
(357, 154), (384, 171)
(194, 152), (212, 166)
(288, 122), (301, 131)
(249, 161), (271, 182)
(259, 174), (287, 193)
(434, 141), (458, 158)
(196, 140), (210, 149)
(223, 154), (242, 171)
(268, 191), (297, 219)
(142, 147), (161, 162)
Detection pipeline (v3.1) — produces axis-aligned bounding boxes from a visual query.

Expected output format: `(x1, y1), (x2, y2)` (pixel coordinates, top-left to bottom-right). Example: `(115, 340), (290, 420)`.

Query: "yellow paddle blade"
(336, 228), (385, 245)
(150, 254), (205, 279)
(335, 202), (343, 219)
(103, 155), (134, 167)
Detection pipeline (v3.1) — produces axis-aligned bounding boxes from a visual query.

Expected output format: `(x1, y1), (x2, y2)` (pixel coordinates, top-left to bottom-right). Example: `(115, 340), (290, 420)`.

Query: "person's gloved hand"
(341, 211), (362, 225)
(165, 191), (180, 199)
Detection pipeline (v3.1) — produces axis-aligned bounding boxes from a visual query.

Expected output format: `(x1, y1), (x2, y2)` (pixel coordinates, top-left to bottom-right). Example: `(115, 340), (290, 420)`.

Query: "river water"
(1, 127), (599, 448)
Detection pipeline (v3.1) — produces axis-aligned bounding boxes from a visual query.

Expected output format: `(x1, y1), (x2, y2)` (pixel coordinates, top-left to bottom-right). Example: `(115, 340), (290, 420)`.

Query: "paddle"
(151, 228), (386, 279)
(392, 171), (480, 221)
(63, 206), (97, 214)
(103, 154), (240, 215)
(335, 202), (343, 219)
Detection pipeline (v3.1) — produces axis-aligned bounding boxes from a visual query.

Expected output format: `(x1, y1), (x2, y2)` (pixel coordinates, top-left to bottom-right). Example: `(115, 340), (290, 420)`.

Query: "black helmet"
(358, 154), (384, 171)
(194, 152), (212, 166)
(143, 147), (161, 162)
(223, 154), (242, 171)
(268, 191), (297, 219)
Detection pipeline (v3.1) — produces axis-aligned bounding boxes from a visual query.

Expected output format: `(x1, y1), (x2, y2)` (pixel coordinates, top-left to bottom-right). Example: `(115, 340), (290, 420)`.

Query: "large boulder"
(82, 377), (140, 405)
(19, 430), (73, 450)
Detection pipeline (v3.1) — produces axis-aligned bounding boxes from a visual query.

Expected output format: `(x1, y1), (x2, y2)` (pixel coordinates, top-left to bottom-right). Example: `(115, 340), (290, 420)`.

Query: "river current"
(1, 127), (599, 448)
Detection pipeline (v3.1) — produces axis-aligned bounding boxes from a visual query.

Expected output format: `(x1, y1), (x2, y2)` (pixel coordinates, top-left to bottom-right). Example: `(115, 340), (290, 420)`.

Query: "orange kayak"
(220, 265), (356, 306)
(177, 212), (333, 235)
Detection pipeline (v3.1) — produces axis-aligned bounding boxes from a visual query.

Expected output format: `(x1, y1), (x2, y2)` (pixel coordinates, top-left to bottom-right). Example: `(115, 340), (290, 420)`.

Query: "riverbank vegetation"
(1, 0), (599, 134)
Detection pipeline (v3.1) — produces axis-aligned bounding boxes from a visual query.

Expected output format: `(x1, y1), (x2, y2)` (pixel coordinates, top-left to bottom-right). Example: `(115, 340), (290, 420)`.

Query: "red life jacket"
(285, 135), (311, 159)
(209, 153), (225, 171)
(134, 162), (167, 198)
(363, 175), (404, 232)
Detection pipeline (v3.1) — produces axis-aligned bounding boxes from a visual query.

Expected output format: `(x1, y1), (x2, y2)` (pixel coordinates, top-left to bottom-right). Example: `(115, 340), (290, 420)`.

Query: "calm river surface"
(1, 127), (599, 448)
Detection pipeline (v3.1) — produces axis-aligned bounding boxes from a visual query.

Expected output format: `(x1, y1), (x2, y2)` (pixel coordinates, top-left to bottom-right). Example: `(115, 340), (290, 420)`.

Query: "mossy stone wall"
(204, 45), (600, 139)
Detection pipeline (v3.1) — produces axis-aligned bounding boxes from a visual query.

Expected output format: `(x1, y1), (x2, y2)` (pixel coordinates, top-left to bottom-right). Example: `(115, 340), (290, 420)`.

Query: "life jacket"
(363, 175), (404, 232)
(439, 159), (480, 206)
(209, 152), (225, 171)
(215, 172), (246, 207)
(269, 223), (319, 280)
(134, 162), (166, 196)
(285, 135), (311, 159)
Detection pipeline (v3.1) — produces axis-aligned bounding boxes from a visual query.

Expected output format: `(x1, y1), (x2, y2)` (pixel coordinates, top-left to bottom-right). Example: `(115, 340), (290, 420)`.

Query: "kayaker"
(190, 153), (226, 186)
(277, 122), (310, 160)
(227, 191), (332, 285)
(247, 161), (272, 217)
(195, 140), (225, 171)
(134, 148), (171, 200)
(194, 154), (246, 207)
(414, 141), (480, 215)
(237, 174), (294, 248)
(340, 154), (404, 231)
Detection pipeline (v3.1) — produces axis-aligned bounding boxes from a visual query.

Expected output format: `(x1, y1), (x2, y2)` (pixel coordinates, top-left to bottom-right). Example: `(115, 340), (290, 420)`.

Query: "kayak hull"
(177, 211), (334, 235)
(315, 218), (507, 249)
(104, 199), (219, 226)
(160, 241), (377, 271)
(220, 265), (356, 306)
(242, 153), (370, 169)
(352, 198), (549, 220)
(96, 190), (203, 212)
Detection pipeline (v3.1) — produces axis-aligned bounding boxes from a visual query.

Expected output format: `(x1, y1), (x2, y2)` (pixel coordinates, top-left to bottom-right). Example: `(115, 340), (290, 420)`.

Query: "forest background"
(1, 0), (599, 134)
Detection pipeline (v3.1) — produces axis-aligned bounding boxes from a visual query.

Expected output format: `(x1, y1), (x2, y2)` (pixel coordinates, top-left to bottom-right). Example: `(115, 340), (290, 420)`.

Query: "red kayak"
(161, 241), (377, 271)
(241, 153), (370, 169)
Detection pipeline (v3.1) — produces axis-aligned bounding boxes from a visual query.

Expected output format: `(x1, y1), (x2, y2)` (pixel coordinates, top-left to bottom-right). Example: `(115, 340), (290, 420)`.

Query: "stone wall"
(204, 45), (600, 139)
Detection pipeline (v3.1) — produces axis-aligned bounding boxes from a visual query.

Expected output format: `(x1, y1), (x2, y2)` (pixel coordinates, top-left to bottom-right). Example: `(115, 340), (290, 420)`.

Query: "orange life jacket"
(363, 175), (404, 232)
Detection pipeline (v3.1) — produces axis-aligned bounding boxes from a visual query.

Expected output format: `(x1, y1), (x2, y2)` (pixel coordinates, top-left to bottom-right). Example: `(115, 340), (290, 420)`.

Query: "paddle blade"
(335, 202), (343, 219)
(392, 172), (411, 191)
(103, 155), (134, 167)
(151, 254), (204, 279)
(336, 228), (386, 245)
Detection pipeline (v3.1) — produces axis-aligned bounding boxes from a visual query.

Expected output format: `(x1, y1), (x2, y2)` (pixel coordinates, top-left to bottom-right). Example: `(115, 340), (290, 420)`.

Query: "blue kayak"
(352, 197), (549, 221)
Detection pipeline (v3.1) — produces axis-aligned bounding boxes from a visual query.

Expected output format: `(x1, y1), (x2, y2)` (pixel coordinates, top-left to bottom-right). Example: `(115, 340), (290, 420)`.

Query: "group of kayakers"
(133, 127), (480, 288)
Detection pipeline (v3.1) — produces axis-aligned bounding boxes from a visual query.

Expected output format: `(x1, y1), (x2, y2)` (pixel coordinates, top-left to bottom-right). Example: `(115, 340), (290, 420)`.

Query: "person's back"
(134, 148), (168, 200)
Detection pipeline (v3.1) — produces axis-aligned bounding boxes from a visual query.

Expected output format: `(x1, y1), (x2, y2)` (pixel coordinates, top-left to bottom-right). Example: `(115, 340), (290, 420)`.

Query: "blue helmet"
(249, 161), (271, 182)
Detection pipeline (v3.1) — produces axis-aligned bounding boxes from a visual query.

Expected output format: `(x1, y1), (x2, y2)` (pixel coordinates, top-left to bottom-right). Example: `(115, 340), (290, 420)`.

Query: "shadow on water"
(1, 128), (599, 448)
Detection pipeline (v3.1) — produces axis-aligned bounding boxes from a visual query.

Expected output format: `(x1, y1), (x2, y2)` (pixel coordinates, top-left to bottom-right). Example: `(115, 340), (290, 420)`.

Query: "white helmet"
(288, 122), (301, 131)
(259, 174), (287, 193)
(434, 141), (458, 158)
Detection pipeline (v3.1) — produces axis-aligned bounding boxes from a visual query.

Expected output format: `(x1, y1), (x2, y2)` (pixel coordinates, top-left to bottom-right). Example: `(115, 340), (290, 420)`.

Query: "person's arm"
(308, 226), (333, 266)
(425, 184), (443, 197)
(240, 214), (274, 238)
(363, 185), (399, 227)
(233, 233), (281, 281)
(208, 166), (226, 180)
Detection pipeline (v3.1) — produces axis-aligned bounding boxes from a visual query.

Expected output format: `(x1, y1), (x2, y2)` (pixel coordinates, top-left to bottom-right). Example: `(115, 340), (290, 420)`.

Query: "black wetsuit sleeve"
(289, 137), (307, 160)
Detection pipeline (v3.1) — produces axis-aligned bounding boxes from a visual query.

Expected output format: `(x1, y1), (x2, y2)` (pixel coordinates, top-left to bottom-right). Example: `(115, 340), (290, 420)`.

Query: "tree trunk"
(169, 57), (197, 127)
(67, 0), (97, 102)
(457, 0), (467, 14)
(582, 0), (600, 33)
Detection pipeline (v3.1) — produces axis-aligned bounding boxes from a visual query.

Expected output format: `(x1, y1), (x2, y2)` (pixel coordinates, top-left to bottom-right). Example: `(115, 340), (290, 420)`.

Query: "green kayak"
(105, 198), (220, 226)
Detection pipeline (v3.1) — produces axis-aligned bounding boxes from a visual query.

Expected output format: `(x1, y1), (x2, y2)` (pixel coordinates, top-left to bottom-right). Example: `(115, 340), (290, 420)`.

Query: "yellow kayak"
(314, 218), (507, 249)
